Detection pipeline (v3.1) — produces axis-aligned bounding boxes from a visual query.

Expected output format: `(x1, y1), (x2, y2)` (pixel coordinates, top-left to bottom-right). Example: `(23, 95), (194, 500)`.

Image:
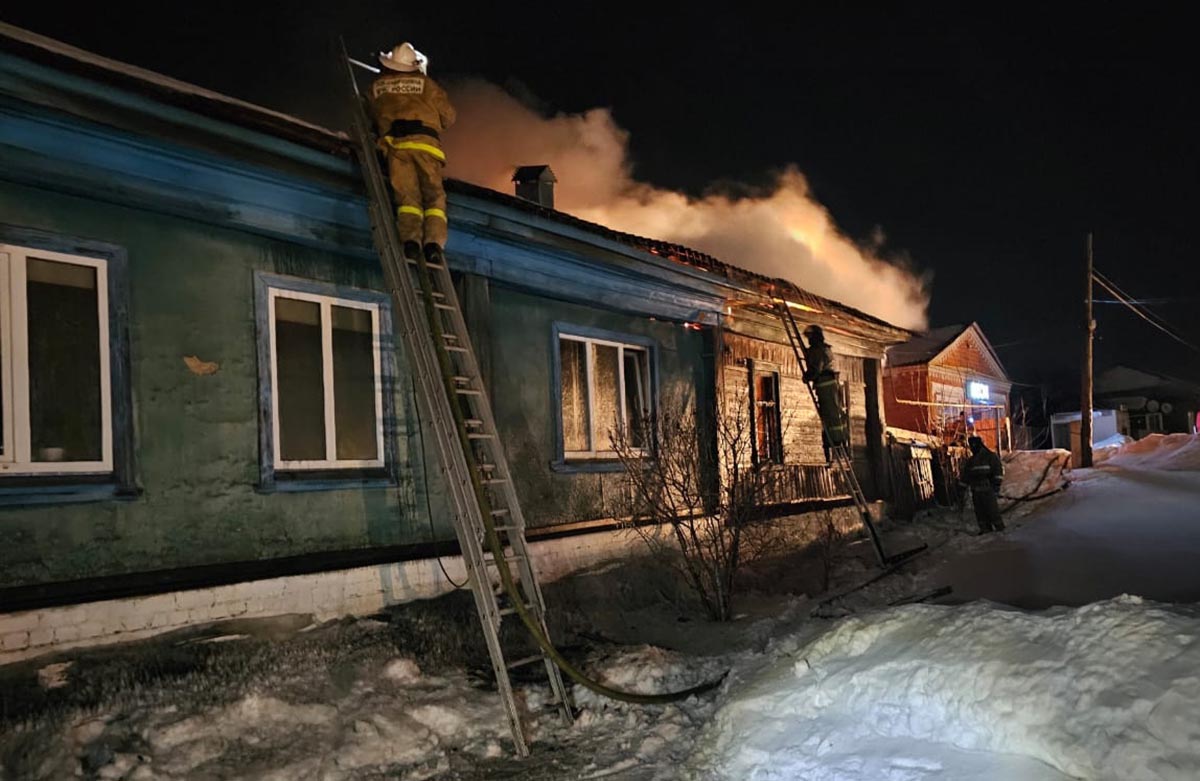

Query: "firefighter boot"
(424, 243), (445, 267)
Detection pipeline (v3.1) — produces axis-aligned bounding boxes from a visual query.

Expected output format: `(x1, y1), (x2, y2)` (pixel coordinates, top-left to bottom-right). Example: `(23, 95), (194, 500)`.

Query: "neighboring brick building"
(883, 323), (1013, 451)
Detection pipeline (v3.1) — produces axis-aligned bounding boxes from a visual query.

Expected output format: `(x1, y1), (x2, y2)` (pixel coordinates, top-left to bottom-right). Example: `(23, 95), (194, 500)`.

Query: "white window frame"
(0, 244), (112, 475)
(267, 287), (385, 471)
(560, 333), (651, 460)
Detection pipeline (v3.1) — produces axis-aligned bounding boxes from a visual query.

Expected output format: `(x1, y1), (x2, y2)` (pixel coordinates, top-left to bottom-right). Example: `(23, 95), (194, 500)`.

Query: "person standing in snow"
(802, 325), (850, 447)
(368, 42), (456, 266)
(959, 436), (1005, 533)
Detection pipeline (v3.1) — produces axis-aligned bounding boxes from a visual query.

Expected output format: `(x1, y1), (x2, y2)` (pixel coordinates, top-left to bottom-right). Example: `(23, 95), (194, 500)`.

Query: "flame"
(443, 80), (929, 330)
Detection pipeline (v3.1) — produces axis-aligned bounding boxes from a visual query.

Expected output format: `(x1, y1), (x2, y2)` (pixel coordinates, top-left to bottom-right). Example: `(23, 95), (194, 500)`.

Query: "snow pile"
(1000, 449), (1071, 500)
(569, 645), (728, 779)
(10, 653), (521, 781)
(1093, 433), (1135, 464)
(693, 597), (1200, 780)
(576, 645), (726, 704)
(1104, 433), (1200, 472)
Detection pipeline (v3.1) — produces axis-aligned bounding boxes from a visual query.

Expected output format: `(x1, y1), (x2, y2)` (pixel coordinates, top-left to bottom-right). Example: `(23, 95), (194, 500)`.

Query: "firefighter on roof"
(802, 325), (849, 446)
(369, 42), (456, 263)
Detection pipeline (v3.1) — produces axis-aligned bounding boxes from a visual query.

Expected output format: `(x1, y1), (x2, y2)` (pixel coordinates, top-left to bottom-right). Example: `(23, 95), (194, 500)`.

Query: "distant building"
(883, 323), (1013, 451)
(1095, 365), (1200, 438)
(1049, 409), (1128, 456)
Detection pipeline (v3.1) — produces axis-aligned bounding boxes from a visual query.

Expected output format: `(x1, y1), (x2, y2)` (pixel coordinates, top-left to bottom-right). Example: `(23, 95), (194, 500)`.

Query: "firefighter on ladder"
(802, 325), (850, 447)
(369, 42), (457, 266)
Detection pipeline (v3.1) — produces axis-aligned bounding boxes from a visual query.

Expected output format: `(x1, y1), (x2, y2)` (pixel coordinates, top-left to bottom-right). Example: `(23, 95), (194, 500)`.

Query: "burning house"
(0, 24), (909, 662)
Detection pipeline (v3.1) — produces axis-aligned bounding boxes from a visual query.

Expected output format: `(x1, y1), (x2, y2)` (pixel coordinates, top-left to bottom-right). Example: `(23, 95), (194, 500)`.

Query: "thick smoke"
(442, 80), (929, 330)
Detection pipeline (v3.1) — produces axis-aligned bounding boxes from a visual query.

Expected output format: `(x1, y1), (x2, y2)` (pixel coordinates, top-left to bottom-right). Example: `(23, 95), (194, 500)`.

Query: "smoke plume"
(442, 80), (929, 330)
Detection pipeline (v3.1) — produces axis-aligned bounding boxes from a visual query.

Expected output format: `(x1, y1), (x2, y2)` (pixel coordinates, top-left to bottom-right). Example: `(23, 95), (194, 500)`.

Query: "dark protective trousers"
(813, 374), (849, 446)
(970, 486), (1005, 532)
(383, 139), (448, 249)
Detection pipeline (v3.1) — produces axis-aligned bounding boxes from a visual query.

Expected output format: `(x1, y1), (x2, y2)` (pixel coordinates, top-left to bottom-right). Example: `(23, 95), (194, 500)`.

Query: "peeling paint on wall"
(183, 355), (220, 375)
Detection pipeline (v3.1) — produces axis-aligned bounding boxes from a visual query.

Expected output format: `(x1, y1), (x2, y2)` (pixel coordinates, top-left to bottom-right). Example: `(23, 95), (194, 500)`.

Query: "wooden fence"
(887, 441), (967, 520)
(759, 463), (850, 504)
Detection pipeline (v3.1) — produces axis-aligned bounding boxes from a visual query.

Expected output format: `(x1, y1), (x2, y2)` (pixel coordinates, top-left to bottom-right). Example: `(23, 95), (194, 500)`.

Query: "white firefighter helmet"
(379, 42), (429, 74)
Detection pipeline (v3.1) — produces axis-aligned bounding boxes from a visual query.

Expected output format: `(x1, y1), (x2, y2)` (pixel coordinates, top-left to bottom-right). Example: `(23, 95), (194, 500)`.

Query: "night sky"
(5, 4), (1199, 392)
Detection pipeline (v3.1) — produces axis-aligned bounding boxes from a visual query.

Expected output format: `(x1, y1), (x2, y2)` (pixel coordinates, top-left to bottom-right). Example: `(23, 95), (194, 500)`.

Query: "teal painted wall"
(0, 180), (452, 588)
(0, 181), (712, 589)
(484, 284), (709, 528)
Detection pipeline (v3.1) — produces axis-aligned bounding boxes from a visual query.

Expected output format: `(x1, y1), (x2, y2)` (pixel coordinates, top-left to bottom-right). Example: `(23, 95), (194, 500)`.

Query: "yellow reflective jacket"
(368, 70), (456, 149)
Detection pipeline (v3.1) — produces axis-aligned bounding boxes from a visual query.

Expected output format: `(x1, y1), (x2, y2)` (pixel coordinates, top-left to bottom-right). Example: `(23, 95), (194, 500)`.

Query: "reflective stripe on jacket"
(960, 448), (1004, 489)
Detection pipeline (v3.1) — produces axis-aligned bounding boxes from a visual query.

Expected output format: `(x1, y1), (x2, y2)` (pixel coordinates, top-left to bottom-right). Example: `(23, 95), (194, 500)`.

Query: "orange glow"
(443, 81), (930, 330)
(785, 300), (822, 314)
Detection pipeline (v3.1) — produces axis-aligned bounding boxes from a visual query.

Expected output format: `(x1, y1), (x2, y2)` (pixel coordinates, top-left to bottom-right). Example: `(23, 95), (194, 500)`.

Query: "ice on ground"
(1104, 433), (1200, 471)
(1000, 449), (1071, 499)
(693, 596), (1200, 780)
(384, 656), (424, 684)
(568, 645), (728, 779)
(576, 645), (727, 706)
(6, 646), (522, 781)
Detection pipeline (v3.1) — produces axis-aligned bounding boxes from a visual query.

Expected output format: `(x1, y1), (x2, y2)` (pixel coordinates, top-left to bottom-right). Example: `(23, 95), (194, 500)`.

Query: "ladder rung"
(434, 302), (457, 311)
(490, 508), (510, 517)
(482, 478), (508, 485)
(478, 463), (496, 472)
(468, 433), (494, 440)
(451, 375), (473, 384)
(444, 345), (469, 353)
(457, 389), (483, 396)
(464, 418), (483, 427)
(406, 257), (446, 270)
(485, 552), (524, 567)
(499, 604), (538, 619)
(505, 655), (545, 671)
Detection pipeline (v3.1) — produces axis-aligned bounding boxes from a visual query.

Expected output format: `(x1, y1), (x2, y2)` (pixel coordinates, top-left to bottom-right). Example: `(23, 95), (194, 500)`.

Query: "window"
(557, 331), (652, 459)
(257, 274), (394, 482)
(750, 367), (783, 464)
(0, 245), (111, 474)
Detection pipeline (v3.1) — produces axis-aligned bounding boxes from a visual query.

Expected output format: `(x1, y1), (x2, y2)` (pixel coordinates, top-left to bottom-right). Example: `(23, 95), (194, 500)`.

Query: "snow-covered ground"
(4, 436), (1199, 780)
(1103, 432), (1200, 471)
(938, 436), (1200, 608)
(692, 597), (1200, 780)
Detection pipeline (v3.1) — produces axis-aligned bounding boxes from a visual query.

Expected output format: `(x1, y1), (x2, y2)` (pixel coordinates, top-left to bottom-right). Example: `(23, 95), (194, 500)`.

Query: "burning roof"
(2, 21), (911, 343)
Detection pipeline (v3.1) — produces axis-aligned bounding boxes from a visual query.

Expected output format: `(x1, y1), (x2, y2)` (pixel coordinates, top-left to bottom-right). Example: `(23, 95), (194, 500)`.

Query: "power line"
(1092, 270), (1200, 354)
(1093, 269), (1183, 336)
(1093, 272), (1186, 347)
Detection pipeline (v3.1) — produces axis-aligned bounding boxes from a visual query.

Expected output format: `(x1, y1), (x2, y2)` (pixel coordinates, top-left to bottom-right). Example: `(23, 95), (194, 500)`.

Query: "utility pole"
(1081, 233), (1095, 467)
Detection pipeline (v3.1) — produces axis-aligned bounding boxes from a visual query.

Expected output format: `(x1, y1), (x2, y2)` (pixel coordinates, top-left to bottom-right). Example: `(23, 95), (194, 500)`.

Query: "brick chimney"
(512, 165), (557, 209)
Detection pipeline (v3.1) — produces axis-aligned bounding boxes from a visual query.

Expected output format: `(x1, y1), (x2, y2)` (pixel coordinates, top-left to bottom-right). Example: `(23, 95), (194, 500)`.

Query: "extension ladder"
(772, 300), (926, 567)
(343, 56), (571, 756)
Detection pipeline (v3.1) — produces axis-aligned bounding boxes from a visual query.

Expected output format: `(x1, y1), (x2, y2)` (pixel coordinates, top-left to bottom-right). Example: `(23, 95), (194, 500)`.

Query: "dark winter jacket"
(960, 445), (1004, 492)
(803, 342), (836, 383)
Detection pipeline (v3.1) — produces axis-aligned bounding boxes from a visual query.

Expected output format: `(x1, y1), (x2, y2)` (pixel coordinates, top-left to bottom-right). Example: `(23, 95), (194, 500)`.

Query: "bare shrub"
(611, 390), (787, 621)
